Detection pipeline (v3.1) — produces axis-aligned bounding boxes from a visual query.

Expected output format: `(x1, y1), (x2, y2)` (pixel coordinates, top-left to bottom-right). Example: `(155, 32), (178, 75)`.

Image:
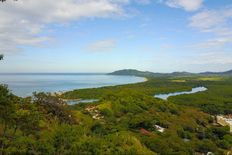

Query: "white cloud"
(190, 37), (232, 50)
(189, 7), (232, 48)
(190, 10), (229, 32)
(0, 0), (128, 54)
(86, 39), (117, 52)
(187, 51), (232, 65)
(188, 7), (232, 66)
(158, 0), (203, 11)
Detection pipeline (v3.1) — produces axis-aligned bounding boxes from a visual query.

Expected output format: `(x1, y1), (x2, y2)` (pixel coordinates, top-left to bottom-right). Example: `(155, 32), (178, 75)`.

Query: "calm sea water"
(0, 73), (145, 97)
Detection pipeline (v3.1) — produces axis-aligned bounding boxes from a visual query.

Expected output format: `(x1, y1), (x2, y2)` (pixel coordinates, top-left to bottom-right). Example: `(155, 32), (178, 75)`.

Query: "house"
(216, 115), (232, 132)
(85, 106), (104, 120)
(154, 125), (165, 133)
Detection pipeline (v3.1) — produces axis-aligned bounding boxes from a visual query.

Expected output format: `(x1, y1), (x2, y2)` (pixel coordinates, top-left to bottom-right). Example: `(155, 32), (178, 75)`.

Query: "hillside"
(109, 69), (232, 77)
(2, 75), (232, 154)
(108, 69), (158, 77)
(109, 69), (195, 77)
(200, 70), (232, 76)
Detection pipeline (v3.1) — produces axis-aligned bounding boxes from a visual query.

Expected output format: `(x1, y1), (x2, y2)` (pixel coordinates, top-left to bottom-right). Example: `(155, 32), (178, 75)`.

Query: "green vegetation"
(109, 69), (232, 77)
(63, 75), (232, 115)
(62, 77), (195, 99)
(108, 69), (196, 77)
(108, 69), (159, 77)
(169, 76), (232, 115)
(1, 73), (232, 154)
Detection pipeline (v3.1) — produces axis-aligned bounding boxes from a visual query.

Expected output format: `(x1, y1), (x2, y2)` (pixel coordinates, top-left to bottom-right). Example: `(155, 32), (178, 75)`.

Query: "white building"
(216, 115), (232, 132)
(154, 125), (165, 133)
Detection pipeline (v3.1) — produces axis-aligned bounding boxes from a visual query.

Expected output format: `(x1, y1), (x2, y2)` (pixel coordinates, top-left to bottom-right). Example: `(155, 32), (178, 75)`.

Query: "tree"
(0, 85), (15, 132)
(33, 92), (75, 124)
(0, 85), (16, 155)
(13, 100), (41, 136)
(0, 55), (3, 60)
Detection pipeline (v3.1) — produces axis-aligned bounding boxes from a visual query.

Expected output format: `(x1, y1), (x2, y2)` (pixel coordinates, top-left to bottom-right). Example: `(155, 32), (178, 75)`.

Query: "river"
(154, 87), (207, 100)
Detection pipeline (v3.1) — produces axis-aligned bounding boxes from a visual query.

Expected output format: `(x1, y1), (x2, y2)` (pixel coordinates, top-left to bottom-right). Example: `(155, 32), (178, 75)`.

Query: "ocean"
(0, 73), (145, 97)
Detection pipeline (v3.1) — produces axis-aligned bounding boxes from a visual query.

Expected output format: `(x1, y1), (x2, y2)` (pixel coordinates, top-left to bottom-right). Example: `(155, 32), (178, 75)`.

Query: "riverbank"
(61, 76), (148, 104)
(61, 75), (195, 100)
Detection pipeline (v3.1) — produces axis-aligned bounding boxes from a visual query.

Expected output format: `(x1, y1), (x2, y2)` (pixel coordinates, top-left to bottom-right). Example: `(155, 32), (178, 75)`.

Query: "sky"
(0, 0), (232, 73)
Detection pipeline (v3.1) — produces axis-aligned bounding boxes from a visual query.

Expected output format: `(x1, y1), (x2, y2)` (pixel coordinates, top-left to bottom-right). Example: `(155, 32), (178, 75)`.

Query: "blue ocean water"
(0, 73), (145, 97)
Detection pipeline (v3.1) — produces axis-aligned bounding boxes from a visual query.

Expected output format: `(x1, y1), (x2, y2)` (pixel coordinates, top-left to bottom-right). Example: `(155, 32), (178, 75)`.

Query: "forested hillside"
(1, 75), (232, 154)
(109, 69), (232, 77)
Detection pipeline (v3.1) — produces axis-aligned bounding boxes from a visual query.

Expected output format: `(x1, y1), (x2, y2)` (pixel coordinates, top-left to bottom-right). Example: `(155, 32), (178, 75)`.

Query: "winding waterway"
(154, 86), (207, 100)
(65, 99), (99, 105)
(70, 86), (208, 105)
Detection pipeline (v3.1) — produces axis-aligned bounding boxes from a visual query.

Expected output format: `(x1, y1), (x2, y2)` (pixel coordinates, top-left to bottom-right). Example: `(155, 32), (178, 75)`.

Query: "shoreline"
(60, 76), (148, 101)
(52, 75), (148, 98)
(1, 74), (147, 98)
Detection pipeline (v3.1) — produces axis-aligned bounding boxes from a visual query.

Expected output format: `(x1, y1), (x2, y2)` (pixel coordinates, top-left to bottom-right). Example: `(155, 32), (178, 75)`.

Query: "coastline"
(1, 74), (146, 97)
(60, 76), (148, 102)
(60, 75), (148, 95)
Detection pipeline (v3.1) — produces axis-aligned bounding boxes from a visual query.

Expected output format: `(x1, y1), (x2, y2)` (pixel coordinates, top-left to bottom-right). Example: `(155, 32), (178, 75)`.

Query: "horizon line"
(0, 68), (231, 75)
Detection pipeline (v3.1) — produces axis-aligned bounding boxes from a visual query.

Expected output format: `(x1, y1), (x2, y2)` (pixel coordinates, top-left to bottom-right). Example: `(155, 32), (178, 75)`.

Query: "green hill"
(108, 69), (158, 77)
(109, 69), (196, 77)
(200, 70), (232, 76)
(109, 69), (232, 77)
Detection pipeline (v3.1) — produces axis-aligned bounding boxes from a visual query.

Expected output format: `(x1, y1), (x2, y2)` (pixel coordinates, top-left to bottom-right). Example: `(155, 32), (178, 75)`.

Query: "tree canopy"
(1, 74), (232, 154)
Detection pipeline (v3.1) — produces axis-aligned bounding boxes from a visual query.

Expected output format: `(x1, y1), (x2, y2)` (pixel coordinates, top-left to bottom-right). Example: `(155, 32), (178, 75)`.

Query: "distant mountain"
(108, 69), (196, 77)
(200, 70), (232, 76)
(224, 70), (232, 74)
(108, 69), (159, 77)
(109, 69), (232, 77)
(170, 71), (196, 77)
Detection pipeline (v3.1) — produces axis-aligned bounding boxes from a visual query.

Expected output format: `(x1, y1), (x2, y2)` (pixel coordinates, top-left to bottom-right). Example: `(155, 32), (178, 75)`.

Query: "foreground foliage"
(1, 76), (232, 154)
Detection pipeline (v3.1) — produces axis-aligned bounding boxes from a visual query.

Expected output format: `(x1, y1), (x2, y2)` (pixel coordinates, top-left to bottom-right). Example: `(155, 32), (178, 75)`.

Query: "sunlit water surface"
(0, 73), (146, 97)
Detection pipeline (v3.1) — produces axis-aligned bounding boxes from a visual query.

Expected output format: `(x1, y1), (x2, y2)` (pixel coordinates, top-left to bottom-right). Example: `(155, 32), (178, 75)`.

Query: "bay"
(0, 73), (145, 97)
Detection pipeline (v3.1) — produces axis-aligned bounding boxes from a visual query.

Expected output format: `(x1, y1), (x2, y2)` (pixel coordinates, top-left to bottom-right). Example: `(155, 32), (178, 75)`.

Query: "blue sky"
(0, 0), (232, 73)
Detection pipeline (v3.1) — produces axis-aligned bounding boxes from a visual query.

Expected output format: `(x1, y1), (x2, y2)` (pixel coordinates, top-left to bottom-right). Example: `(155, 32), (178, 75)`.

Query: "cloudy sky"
(0, 0), (232, 73)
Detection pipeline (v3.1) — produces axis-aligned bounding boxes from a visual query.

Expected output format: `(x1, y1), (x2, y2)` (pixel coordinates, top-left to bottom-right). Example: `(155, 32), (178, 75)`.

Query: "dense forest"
(1, 74), (232, 154)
